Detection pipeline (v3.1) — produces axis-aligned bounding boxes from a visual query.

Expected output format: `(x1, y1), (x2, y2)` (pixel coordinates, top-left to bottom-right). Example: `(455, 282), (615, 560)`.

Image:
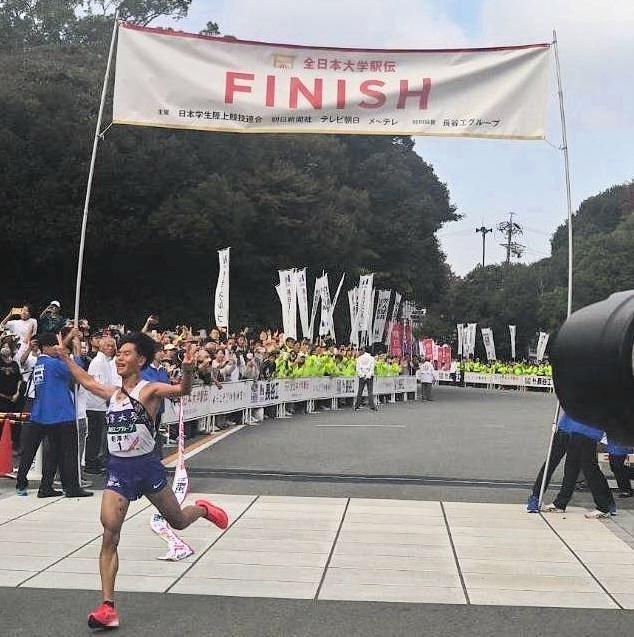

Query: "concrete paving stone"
(47, 557), (190, 577)
(10, 520), (104, 534)
(567, 540), (634, 552)
(319, 582), (466, 604)
(346, 505), (443, 517)
(170, 577), (317, 599)
(186, 562), (323, 583)
(464, 572), (603, 593)
(232, 518), (340, 531)
(595, 577), (634, 595)
(0, 530), (98, 544)
(584, 563), (634, 579)
(337, 530), (449, 545)
(612, 593), (634, 609)
(451, 536), (562, 549)
(213, 538), (333, 554)
(467, 589), (617, 609)
(577, 550), (634, 565)
(20, 571), (174, 592)
(340, 521), (447, 534)
(0, 541), (83, 557)
(199, 549), (328, 567)
(221, 527), (336, 542)
(115, 534), (192, 549)
(256, 496), (342, 505)
(242, 510), (342, 521)
(251, 501), (346, 511)
(0, 569), (38, 586)
(0, 555), (59, 571)
(343, 514), (445, 527)
(334, 542), (453, 558)
(443, 502), (526, 512)
(459, 559), (588, 577)
(350, 499), (441, 509)
(443, 517), (546, 530)
(330, 553), (456, 572)
(449, 526), (554, 539)
(334, 543), (453, 560)
(455, 545), (572, 561)
(325, 567), (462, 588)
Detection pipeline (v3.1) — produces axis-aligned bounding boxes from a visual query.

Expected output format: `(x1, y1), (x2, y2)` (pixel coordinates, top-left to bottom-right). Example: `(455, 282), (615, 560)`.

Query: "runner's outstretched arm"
(54, 341), (117, 401)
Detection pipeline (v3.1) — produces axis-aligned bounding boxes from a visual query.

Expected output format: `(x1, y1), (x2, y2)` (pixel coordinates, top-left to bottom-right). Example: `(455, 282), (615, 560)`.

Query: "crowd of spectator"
(0, 301), (425, 467)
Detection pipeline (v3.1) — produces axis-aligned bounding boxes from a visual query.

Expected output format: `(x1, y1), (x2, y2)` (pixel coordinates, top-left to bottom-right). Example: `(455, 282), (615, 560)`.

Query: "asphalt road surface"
(3, 385), (634, 636)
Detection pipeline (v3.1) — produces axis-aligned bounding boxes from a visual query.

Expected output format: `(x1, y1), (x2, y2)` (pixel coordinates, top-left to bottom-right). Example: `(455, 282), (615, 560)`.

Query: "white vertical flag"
(327, 274), (346, 341)
(319, 274), (332, 337)
(385, 292), (402, 345)
(309, 276), (321, 341)
(509, 325), (516, 360)
(536, 332), (549, 362)
(372, 290), (392, 344)
(296, 268), (310, 339)
(457, 324), (464, 357)
(214, 247), (230, 329)
(348, 287), (360, 346)
(357, 275), (374, 340)
(481, 327), (496, 361)
(467, 323), (477, 357)
(277, 269), (297, 340)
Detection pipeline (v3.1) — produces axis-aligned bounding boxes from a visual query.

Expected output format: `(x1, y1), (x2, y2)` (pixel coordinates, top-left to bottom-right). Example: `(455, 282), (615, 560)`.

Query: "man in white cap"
(39, 301), (66, 334)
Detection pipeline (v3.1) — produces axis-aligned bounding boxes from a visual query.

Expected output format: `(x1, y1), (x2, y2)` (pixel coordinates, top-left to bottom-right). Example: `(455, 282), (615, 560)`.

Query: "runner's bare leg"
(100, 490), (129, 601)
(146, 485), (206, 530)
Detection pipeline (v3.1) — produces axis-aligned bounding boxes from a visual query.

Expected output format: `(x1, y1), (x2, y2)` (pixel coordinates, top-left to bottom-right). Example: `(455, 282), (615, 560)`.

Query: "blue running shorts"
(105, 452), (168, 501)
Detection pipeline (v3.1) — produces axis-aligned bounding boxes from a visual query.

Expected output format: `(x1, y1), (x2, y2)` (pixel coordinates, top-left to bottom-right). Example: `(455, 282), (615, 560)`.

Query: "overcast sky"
(156, 0), (634, 275)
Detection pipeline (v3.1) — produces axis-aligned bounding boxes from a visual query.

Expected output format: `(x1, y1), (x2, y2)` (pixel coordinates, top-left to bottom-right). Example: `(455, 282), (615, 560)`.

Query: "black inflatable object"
(551, 290), (634, 445)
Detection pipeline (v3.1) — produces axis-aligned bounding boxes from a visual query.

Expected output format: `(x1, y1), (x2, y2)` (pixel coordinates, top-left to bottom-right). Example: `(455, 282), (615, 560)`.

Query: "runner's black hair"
(119, 331), (158, 369)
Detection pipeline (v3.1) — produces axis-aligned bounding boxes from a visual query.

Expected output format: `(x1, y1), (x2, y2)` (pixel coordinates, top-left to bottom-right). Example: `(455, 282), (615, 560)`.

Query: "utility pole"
(475, 226), (493, 267)
(497, 212), (525, 264)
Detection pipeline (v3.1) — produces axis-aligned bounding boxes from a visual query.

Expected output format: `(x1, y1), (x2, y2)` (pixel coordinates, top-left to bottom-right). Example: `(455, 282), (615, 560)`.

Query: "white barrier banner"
(214, 248), (230, 328)
(114, 24), (550, 140)
(163, 376), (417, 422)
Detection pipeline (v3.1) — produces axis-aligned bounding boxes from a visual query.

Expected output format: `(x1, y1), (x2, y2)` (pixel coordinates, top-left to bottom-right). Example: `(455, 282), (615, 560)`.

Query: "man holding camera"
(39, 301), (67, 334)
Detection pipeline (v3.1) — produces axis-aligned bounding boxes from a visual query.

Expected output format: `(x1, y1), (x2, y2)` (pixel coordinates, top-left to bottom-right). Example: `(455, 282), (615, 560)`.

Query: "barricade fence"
(162, 376), (418, 425)
(436, 371), (554, 390)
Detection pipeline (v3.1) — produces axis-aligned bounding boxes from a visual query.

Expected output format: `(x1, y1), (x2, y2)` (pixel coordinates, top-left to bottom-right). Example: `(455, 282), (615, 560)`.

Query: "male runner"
(56, 331), (228, 629)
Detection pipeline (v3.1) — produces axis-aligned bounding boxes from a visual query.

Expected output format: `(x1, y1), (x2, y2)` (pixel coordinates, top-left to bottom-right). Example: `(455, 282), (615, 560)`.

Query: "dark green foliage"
(0, 3), (457, 329)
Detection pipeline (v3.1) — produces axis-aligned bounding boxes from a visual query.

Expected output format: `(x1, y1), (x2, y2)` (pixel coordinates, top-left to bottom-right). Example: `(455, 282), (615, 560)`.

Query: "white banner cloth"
(536, 331), (549, 362)
(372, 290), (391, 344)
(296, 268), (310, 338)
(481, 327), (496, 361)
(114, 24), (550, 140)
(509, 324), (516, 360)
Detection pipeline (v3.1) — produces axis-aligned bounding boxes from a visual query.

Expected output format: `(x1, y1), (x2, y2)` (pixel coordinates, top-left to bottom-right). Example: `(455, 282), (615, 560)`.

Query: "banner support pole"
(72, 12), (119, 325)
(538, 29), (574, 508)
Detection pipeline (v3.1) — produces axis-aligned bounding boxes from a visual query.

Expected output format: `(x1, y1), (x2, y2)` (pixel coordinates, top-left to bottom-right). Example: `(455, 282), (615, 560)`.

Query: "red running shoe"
(88, 602), (119, 629)
(196, 499), (229, 529)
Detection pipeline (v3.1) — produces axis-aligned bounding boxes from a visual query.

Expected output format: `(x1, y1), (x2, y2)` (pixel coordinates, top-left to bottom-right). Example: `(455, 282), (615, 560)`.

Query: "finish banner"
(113, 23), (551, 140)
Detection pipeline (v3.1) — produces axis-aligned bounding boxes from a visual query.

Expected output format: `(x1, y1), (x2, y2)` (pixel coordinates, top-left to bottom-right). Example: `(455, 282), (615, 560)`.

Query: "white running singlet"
(106, 380), (157, 457)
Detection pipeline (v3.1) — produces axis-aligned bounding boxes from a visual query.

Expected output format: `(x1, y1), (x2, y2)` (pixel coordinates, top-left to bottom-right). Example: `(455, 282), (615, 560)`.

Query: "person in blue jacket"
(543, 413), (615, 518)
(607, 440), (634, 498)
(527, 412), (570, 513)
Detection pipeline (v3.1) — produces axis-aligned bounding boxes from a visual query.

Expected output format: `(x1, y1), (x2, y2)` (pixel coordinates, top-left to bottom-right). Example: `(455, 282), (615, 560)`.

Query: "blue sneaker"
(526, 495), (539, 513)
(16, 488), (27, 496)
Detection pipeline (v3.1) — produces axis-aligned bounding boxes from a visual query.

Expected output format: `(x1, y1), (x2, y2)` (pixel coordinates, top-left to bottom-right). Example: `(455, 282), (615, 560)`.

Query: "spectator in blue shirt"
(141, 346), (171, 458)
(15, 332), (92, 498)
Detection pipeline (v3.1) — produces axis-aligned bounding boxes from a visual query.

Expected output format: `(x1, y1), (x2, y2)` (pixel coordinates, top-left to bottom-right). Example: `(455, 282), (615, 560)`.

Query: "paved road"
(2, 386), (634, 636)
